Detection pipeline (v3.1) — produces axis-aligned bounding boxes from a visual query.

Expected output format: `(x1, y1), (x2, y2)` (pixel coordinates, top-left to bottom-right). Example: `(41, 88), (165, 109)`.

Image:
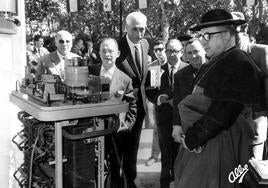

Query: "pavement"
(135, 128), (161, 188)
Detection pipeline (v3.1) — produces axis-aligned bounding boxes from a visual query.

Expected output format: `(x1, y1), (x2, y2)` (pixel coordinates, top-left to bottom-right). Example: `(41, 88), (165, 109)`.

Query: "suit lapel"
(50, 51), (61, 65)
(161, 64), (171, 86)
(123, 36), (142, 79)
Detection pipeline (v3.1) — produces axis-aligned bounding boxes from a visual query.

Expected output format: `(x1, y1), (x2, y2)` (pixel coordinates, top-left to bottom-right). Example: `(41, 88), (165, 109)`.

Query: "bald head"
(166, 39), (183, 66)
(99, 38), (120, 70)
(166, 39), (183, 50)
(55, 30), (73, 56)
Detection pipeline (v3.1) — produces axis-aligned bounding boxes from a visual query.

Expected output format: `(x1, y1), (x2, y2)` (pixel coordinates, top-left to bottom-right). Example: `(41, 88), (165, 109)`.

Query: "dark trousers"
(156, 104), (180, 188)
(110, 107), (145, 188)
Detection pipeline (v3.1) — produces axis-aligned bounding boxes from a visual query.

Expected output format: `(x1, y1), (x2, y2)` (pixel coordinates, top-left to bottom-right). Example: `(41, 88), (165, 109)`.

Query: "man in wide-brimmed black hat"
(173, 8), (266, 188)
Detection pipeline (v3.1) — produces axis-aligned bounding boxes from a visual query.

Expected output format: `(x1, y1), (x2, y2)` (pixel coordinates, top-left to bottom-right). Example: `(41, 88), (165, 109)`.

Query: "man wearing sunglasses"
(173, 9), (266, 188)
(36, 30), (79, 80)
(145, 40), (167, 167)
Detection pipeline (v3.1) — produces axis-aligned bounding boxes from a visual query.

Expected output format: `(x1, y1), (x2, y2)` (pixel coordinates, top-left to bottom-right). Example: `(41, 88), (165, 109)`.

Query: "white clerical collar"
(100, 65), (116, 80)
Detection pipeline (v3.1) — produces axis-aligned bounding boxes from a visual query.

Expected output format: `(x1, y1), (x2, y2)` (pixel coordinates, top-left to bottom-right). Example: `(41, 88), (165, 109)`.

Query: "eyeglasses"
(187, 50), (200, 55)
(197, 31), (227, 41)
(58, 39), (71, 44)
(154, 48), (164, 52)
(166, 49), (182, 55)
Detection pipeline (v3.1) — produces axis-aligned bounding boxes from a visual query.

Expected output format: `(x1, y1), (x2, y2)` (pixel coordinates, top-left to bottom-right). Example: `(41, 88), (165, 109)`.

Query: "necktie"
(170, 66), (175, 90)
(134, 46), (142, 74)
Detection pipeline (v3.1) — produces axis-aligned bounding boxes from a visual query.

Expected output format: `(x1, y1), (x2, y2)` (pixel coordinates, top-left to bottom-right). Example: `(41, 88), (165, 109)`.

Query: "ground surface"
(135, 129), (161, 188)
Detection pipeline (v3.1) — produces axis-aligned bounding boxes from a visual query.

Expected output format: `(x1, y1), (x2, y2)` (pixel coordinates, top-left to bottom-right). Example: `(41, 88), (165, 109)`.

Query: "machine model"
(10, 57), (128, 188)
(19, 57), (111, 106)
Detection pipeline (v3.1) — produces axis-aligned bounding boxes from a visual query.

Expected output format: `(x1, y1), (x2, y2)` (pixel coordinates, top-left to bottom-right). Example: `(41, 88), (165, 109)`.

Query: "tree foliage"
(25, 0), (268, 42)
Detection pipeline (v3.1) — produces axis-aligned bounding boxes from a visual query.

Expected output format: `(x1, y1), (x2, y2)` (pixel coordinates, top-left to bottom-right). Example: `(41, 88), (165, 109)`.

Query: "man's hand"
(158, 94), (169, 105)
(181, 135), (203, 153)
(172, 126), (184, 143)
(117, 121), (130, 133)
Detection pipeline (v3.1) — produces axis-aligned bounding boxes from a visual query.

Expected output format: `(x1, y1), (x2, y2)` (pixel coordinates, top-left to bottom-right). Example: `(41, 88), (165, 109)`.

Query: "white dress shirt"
(100, 65), (116, 80)
(126, 35), (142, 69)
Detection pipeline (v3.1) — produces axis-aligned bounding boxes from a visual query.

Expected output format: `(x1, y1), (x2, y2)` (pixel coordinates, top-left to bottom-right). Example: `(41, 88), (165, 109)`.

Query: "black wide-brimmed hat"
(177, 34), (193, 42)
(190, 9), (247, 31)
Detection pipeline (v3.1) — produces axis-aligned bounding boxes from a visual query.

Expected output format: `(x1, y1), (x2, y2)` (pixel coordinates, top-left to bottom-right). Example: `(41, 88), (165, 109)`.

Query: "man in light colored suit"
(35, 30), (79, 80)
(89, 38), (137, 188)
(90, 38), (137, 131)
(115, 11), (149, 188)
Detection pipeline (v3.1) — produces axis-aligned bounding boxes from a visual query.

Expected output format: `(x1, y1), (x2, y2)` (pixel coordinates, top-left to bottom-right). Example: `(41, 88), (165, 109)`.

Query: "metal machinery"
(10, 57), (128, 188)
(19, 57), (111, 105)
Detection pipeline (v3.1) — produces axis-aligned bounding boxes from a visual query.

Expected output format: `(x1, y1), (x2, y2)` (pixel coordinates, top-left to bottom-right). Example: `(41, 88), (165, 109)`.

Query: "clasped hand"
(172, 126), (203, 153)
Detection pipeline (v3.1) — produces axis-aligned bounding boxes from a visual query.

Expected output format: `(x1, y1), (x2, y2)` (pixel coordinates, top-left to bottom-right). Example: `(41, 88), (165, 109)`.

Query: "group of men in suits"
(34, 8), (268, 188)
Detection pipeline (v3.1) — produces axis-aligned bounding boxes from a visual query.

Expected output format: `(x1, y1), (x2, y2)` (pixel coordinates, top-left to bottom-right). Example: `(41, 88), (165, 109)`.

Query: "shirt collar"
(57, 50), (73, 61)
(168, 61), (180, 71)
(57, 50), (65, 61)
(126, 34), (140, 49)
(100, 65), (116, 80)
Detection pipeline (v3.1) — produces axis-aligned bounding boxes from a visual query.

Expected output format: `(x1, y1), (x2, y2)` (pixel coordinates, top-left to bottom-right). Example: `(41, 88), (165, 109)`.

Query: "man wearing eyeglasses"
(172, 39), (206, 143)
(173, 9), (266, 188)
(36, 30), (79, 80)
(147, 39), (187, 188)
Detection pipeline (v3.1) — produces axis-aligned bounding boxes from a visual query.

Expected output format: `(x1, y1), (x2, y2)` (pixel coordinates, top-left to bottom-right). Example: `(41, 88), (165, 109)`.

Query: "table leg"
(55, 122), (63, 188)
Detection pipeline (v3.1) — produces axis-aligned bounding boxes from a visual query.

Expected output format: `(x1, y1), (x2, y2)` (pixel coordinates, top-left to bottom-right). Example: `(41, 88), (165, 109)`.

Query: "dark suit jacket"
(89, 64), (137, 129)
(146, 61), (188, 124)
(173, 65), (198, 126)
(247, 44), (268, 108)
(185, 47), (266, 150)
(116, 35), (149, 113)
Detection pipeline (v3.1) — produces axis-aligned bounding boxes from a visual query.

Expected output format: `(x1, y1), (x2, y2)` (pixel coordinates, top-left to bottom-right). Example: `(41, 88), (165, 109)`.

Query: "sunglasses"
(197, 31), (227, 41)
(58, 39), (71, 44)
(154, 48), (164, 52)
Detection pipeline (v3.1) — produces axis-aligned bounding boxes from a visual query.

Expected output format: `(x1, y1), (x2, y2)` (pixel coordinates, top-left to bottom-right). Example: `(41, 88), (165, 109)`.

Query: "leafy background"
(25, 0), (268, 45)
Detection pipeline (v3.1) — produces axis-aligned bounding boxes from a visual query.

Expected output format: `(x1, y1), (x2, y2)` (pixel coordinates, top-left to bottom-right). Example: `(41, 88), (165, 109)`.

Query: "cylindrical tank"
(64, 66), (89, 87)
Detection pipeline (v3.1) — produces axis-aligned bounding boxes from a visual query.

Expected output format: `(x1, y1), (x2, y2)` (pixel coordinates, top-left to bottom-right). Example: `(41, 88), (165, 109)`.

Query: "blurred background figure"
(26, 36), (37, 74)
(83, 37), (100, 65)
(232, 11), (268, 160)
(145, 40), (167, 167)
(71, 36), (84, 56)
(177, 34), (193, 63)
(32, 34), (49, 60)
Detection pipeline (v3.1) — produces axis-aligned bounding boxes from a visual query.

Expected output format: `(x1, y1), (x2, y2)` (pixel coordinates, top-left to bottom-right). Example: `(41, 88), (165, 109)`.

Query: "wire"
(28, 125), (44, 188)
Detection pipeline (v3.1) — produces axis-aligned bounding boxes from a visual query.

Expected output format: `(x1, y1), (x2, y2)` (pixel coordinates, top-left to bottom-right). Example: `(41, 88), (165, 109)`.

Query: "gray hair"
(126, 11), (147, 26)
(56, 30), (72, 40)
